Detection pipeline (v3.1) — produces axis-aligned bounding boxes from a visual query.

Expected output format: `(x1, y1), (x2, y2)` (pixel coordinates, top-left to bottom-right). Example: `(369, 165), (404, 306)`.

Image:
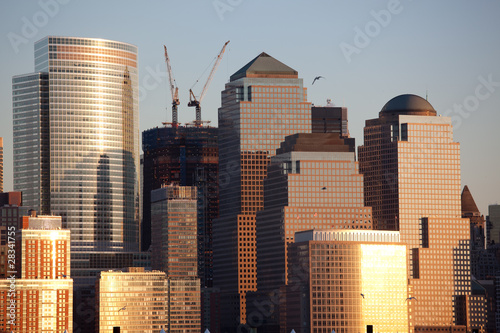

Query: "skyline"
(1, 0), (499, 215)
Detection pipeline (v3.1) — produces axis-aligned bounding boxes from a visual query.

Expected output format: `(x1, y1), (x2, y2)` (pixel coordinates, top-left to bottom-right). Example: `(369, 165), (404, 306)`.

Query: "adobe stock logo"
(212, 0), (243, 21)
(442, 74), (499, 130)
(339, 0), (406, 64)
(7, 0), (72, 54)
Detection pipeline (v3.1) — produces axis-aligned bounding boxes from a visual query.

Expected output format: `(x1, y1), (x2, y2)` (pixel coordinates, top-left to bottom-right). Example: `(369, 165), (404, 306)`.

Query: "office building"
(151, 184), (197, 277)
(0, 192), (24, 278)
(462, 185), (486, 249)
(252, 132), (372, 331)
(16, 214), (70, 279)
(359, 94), (472, 330)
(214, 52), (312, 328)
(311, 102), (349, 135)
(13, 36), (140, 252)
(286, 229), (409, 333)
(96, 268), (168, 333)
(0, 213), (73, 332)
(487, 205), (500, 246)
(169, 278), (202, 333)
(96, 268), (201, 333)
(142, 125), (218, 287)
(0, 279), (73, 332)
(13, 36), (141, 332)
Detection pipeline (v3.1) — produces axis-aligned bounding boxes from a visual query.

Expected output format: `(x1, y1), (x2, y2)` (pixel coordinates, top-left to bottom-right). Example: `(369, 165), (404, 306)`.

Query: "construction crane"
(188, 40), (229, 127)
(163, 45), (180, 127)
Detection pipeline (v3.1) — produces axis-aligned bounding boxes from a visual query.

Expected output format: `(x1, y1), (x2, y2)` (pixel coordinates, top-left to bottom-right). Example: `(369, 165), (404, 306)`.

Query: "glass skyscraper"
(13, 36), (140, 252)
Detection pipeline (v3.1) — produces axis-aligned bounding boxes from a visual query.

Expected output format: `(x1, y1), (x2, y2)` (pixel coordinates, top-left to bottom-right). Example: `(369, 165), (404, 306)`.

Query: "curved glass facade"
(14, 36), (139, 252)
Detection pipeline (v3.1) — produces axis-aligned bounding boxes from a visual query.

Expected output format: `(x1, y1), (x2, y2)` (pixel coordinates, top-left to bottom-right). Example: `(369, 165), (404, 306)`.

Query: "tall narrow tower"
(213, 52), (311, 329)
(359, 94), (471, 330)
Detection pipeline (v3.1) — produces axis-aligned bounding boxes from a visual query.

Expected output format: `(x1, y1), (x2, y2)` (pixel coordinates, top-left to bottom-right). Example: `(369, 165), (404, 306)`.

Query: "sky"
(0, 0), (499, 215)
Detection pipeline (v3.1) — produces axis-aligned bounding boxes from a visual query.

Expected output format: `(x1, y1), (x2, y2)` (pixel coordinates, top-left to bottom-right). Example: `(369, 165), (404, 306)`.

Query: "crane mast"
(164, 45), (180, 127)
(188, 40), (230, 127)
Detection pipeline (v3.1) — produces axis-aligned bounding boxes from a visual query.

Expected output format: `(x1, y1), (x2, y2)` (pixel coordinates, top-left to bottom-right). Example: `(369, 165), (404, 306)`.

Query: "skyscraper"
(151, 184), (197, 277)
(214, 52), (312, 329)
(252, 132), (372, 331)
(142, 125), (218, 287)
(13, 36), (140, 252)
(487, 205), (500, 246)
(13, 36), (140, 333)
(359, 94), (471, 330)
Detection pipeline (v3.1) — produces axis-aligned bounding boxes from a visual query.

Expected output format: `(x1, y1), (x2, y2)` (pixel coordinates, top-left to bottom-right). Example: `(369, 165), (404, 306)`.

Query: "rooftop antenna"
(426, 86), (428, 101)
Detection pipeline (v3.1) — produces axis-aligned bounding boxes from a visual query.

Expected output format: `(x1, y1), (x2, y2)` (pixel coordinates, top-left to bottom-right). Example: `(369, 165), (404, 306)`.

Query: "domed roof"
(380, 94), (436, 117)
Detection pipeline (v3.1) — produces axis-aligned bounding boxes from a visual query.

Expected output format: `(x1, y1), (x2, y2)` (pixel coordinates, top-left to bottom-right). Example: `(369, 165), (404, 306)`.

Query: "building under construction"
(142, 124), (218, 288)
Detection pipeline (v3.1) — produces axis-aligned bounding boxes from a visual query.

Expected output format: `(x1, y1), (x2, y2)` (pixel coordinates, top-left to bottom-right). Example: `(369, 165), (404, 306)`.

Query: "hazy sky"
(1, 0), (499, 214)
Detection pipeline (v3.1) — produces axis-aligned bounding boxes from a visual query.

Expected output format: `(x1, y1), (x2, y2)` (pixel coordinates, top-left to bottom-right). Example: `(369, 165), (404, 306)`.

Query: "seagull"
(312, 76), (325, 85)
(360, 293), (365, 299)
(118, 306), (127, 312)
(405, 297), (417, 302)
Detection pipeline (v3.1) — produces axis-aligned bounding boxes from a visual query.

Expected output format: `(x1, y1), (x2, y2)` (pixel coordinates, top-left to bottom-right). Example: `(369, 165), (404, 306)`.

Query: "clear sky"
(1, 0), (499, 214)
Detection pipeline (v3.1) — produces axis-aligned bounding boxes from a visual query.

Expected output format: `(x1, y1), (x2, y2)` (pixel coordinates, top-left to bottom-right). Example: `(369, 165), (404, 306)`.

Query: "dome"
(380, 94), (436, 117)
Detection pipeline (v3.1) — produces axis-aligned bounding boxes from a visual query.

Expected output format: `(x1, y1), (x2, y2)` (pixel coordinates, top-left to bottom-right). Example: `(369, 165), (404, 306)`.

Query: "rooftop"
(230, 52), (298, 81)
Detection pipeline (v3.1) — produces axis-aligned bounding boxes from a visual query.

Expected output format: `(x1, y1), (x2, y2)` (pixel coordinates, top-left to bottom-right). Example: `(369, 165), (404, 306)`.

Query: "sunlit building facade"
(13, 36), (140, 332)
(96, 268), (168, 333)
(359, 94), (472, 331)
(0, 213), (73, 333)
(13, 36), (140, 252)
(286, 230), (409, 333)
(214, 52), (312, 329)
(251, 133), (372, 331)
(0, 279), (73, 333)
(17, 215), (70, 279)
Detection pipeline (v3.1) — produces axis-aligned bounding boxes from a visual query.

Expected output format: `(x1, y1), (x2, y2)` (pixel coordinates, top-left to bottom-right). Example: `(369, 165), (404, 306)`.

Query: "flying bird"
(118, 306), (127, 312)
(321, 187), (327, 190)
(360, 293), (365, 299)
(405, 297), (417, 302)
(312, 76), (325, 85)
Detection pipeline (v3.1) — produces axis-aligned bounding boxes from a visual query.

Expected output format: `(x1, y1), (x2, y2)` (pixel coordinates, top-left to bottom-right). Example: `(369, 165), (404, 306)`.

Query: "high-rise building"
(151, 184), (197, 277)
(0, 213), (73, 332)
(214, 52), (312, 329)
(0, 192), (24, 278)
(96, 268), (201, 333)
(311, 104), (349, 136)
(0, 279), (73, 332)
(16, 214), (70, 279)
(286, 229), (409, 333)
(168, 278), (202, 333)
(487, 205), (500, 246)
(13, 36), (141, 332)
(461, 185), (486, 249)
(359, 94), (472, 331)
(0, 137), (3, 192)
(13, 36), (140, 252)
(142, 125), (218, 287)
(96, 267), (168, 333)
(251, 132), (372, 331)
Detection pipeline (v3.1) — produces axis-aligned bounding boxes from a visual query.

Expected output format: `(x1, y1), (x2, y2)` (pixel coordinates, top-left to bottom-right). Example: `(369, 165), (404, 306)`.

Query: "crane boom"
(199, 40), (229, 103)
(188, 40), (230, 126)
(164, 45), (179, 126)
